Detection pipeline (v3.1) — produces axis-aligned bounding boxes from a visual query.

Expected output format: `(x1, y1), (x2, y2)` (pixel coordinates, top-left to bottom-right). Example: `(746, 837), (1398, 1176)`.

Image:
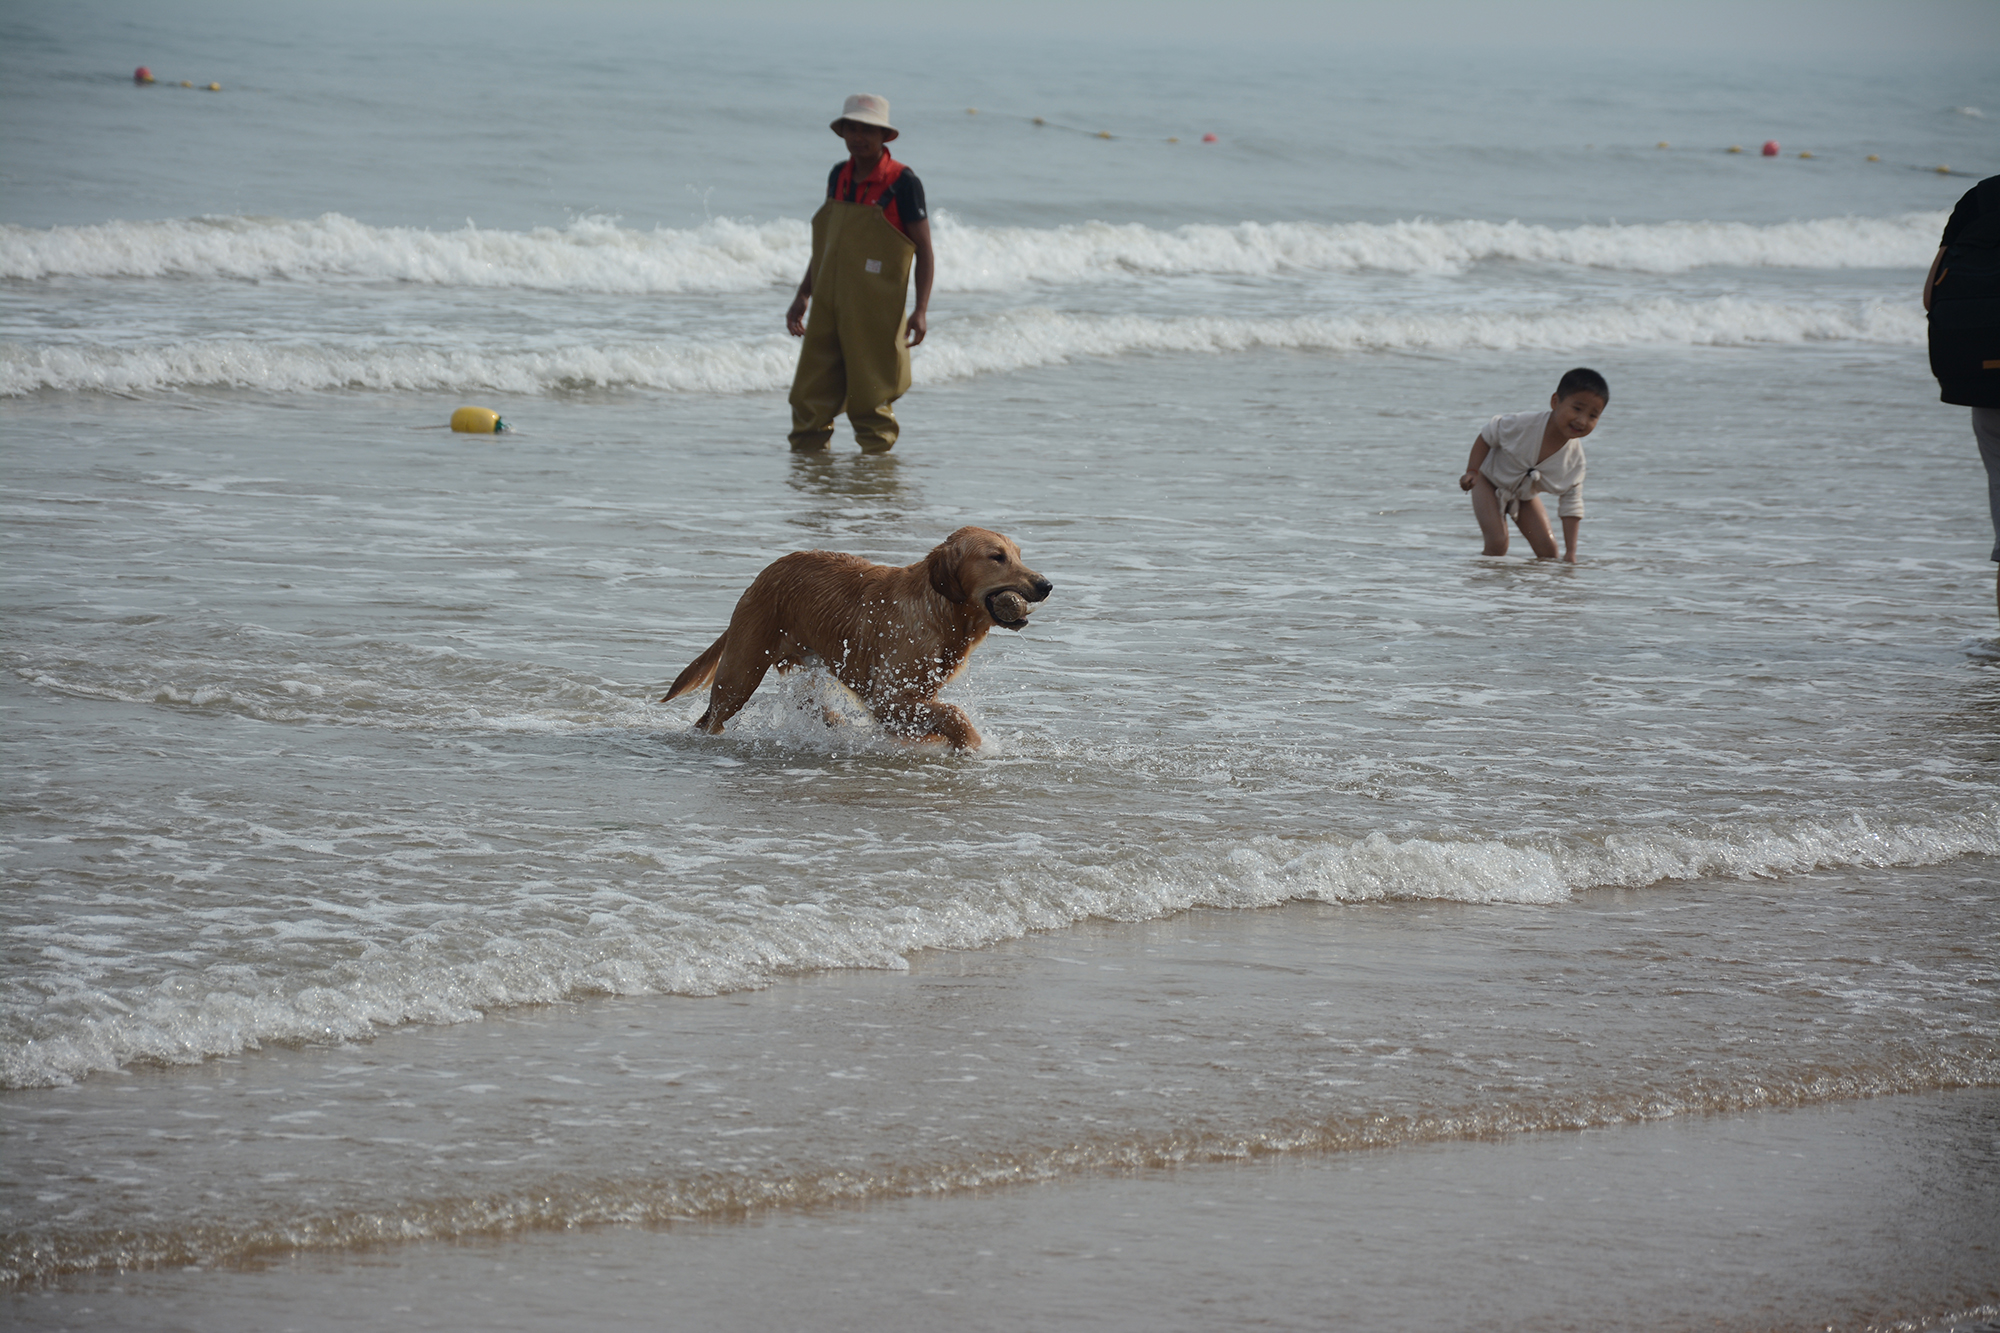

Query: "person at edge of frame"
(1924, 173), (2000, 622)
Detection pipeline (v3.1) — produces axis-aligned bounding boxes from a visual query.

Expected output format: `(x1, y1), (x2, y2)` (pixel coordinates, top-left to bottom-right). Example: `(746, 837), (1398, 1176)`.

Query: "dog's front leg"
(874, 694), (981, 751)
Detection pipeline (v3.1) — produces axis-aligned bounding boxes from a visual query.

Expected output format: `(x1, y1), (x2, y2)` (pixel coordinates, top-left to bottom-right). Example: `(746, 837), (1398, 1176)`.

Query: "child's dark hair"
(1557, 367), (1609, 402)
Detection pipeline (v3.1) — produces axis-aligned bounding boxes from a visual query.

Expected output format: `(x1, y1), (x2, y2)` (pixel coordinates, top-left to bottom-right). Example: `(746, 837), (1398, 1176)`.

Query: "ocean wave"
(943, 212), (1944, 287)
(0, 210), (1944, 292)
(0, 213), (808, 294)
(4, 805), (1993, 1090)
(0, 334), (802, 396)
(0, 297), (1924, 396)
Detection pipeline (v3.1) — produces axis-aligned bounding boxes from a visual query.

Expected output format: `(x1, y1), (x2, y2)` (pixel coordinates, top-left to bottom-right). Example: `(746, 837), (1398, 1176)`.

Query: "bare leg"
(1974, 406), (2000, 623)
(1513, 496), (1559, 559)
(1469, 474), (1510, 556)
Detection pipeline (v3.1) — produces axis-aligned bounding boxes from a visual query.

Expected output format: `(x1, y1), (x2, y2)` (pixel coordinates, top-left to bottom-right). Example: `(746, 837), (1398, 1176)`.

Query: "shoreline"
(6, 861), (1996, 1322)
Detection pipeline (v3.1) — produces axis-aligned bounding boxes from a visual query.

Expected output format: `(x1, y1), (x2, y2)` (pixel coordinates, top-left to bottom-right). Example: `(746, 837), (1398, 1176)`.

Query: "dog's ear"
(927, 533), (968, 603)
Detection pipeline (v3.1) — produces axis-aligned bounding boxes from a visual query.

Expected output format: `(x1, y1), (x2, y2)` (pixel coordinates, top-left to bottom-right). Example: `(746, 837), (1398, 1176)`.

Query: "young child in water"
(1458, 367), (1609, 563)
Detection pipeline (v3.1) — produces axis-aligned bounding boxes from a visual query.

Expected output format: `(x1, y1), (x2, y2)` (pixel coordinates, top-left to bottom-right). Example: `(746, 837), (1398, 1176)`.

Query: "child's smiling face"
(1549, 390), (1607, 441)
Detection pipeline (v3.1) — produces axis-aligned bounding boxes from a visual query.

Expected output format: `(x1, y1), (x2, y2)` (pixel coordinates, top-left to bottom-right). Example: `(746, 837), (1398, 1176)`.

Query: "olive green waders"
(788, 200), (916, 452)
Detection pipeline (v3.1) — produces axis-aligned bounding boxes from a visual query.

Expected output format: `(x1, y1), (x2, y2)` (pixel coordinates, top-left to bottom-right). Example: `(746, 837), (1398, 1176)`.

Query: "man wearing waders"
(786, 94), (935, 453)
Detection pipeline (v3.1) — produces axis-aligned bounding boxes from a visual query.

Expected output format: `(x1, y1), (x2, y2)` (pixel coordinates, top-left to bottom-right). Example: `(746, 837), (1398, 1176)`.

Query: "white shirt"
(1479, 410), (1586, 519)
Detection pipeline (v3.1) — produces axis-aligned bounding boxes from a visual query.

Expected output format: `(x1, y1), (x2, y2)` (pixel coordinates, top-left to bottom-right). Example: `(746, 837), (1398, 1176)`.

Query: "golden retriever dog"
(660, 526), (1052, 750)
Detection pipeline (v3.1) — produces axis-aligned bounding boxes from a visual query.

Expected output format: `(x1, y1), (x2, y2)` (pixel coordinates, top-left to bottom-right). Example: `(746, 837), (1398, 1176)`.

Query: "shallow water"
(4, 1), (1998, 1321)
(8, 345), (1998, 1087)
(5, 873), (1999, 1329)
(7, 348), (1999, 1304)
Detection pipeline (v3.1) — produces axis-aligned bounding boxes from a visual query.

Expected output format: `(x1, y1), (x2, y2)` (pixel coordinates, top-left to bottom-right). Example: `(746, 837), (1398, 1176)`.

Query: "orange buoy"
(1761, 140), (1779, 156)
(1201, 132), (1218, 143)
(134, 66), (154, 84)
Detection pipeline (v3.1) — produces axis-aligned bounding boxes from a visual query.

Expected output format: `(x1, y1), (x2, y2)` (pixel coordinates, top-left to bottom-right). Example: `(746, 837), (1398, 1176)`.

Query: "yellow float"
(450, 406), (506, 433)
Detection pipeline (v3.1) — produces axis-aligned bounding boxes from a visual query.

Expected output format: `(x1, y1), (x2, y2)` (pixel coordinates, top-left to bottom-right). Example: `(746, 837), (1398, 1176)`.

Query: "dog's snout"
(1030, 578), (1053, 602)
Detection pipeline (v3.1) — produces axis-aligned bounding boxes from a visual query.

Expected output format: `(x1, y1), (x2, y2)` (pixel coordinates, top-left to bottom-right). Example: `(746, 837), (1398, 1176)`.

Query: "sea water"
(3, 3), (1998, 1329)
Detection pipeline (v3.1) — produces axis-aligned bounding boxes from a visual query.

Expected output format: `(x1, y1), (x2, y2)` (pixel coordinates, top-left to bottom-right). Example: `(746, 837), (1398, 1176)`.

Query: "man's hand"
(786, 293), (809, 337)
(906, 310), (927, 347)
(1458, 471), (1477, 491)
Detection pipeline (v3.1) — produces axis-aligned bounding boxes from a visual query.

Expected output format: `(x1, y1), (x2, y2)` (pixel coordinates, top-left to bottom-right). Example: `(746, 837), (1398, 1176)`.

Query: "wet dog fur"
(659, 526), (1052, 750)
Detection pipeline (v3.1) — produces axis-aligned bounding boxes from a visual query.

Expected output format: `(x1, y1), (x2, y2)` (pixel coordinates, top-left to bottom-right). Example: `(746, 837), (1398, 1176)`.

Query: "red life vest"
(831, 154), (914, 238)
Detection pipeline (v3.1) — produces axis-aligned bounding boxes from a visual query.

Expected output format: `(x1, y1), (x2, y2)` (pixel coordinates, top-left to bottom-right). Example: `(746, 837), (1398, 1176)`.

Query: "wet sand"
(7, 863), (1997, 1331)
(16, 1090), (1989, 1333)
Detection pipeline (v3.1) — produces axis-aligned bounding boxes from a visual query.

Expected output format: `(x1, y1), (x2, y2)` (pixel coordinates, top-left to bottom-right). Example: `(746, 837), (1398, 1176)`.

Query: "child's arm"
(1561, 515), (1579, 563)
(1459, 434), (1490, 491)
(906, 217), (934, 347)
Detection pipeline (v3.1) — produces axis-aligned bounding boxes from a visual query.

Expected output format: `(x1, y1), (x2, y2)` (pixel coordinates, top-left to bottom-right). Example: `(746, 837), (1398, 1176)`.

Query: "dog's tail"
(660, 633), (727, 703)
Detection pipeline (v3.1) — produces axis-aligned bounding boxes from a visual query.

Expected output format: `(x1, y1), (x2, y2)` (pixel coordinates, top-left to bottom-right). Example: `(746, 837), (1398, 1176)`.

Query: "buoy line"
(958, 111), (1975, 172)
(132, 66), (223, 90)
(961, 107), (1215, 145)
(1652, 136), (1975, 174)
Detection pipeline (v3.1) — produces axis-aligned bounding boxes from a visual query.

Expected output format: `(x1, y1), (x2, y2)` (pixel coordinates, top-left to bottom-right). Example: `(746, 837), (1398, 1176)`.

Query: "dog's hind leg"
(661, 630), (771, 735)
(692, 629), (784, 734)
(661, 633), (728, 704)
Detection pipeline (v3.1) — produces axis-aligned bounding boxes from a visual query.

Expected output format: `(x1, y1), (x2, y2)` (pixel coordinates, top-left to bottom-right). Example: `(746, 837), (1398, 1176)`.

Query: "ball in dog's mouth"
(985, 589), (1033, 630)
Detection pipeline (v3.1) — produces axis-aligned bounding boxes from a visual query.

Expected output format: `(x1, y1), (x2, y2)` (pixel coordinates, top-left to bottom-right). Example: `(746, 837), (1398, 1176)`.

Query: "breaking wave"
(5, 804), (1993, 1089)
(0, 297), (1923, 396)
(0, 210), (1944, 292)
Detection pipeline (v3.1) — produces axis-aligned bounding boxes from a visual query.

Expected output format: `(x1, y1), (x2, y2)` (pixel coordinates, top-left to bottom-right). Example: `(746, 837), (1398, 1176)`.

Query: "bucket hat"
(831, 93), (898, 140)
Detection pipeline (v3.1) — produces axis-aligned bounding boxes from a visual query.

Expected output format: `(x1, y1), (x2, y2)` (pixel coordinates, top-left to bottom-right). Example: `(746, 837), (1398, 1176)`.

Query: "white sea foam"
(0, 213), (809, 293)
(0, 297), (1923, 396)
(920, 298), (1924, 379)
(5, 806), (1992, 1088)
(0, 335), (803, 396)
(0, 210), (1944, 291)
(941, 213), (1944, 288)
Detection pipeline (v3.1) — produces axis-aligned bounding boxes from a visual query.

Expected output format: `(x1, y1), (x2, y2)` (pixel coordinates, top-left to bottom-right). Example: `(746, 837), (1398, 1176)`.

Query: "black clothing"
(1930, 175), (2000, 408)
